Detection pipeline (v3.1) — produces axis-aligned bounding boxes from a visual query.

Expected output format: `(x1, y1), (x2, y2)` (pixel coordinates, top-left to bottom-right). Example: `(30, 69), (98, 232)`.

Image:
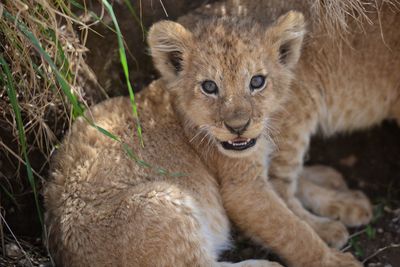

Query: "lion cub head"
(148, 11), (306, 158)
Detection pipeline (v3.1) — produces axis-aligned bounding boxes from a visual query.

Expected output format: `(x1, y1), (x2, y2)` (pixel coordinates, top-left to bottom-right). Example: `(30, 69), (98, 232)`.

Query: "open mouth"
(221, 137), (257, 151)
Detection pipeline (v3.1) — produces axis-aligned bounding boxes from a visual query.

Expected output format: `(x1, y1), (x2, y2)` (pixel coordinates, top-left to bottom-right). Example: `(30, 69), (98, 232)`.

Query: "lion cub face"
(149, 12), (305, 158)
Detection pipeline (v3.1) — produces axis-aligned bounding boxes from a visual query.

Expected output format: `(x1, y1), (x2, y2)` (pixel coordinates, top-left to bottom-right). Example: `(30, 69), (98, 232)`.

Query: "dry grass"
(0, 1), (157, 238)
(0, 2), (109, 251)
(0, 0), (100, 166)
(0, 1), (145, 263)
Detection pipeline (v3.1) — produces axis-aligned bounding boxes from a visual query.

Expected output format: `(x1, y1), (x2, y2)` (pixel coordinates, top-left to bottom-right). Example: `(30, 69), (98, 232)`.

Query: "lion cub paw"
(299, 165), (373, 227)
(322, 250), (362, 267)
(313, 218), (349, 249)
(318, 190), (372, 227)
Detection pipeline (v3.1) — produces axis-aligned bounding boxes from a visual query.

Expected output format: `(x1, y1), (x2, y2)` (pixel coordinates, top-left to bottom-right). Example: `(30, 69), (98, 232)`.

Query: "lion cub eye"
(250, 75), (267, 92)
(201, 80), (219, 95)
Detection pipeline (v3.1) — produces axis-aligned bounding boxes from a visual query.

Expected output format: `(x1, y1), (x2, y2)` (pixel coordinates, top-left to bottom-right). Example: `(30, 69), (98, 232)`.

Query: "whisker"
(198, 131), (210, 146)
(189, 125), (208, 143)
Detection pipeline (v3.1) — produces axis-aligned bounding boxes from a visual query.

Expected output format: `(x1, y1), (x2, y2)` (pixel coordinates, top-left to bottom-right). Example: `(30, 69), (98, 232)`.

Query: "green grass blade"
(102, 0), (144, 147)
(0, 56), (43, 228)
(366, 224), (376, 240)
(169, 172), (187, 177)
(92, 126), (120, 142)
(2, 10), (84, 119)
(85, 119), (121, 142)
(349, 237), (364, 257)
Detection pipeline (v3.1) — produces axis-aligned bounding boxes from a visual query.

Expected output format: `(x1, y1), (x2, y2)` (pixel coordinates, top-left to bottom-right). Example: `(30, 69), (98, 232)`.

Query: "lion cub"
(179, 0), (400, 249)
(45, 12), (361, 267)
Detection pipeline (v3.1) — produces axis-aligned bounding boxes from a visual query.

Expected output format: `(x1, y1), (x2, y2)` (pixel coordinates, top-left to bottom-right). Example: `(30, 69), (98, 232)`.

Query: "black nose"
(224, 119), (250, 135)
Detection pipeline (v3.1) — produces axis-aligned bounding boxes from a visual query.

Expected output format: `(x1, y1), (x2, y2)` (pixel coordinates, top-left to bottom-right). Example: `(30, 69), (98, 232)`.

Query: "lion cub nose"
(224, 119), (250, 135)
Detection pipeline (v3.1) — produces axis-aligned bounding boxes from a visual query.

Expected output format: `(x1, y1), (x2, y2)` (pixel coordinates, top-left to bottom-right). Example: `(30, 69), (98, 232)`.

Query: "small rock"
(5, 243), (22, 258)
(19, 258), (32, 267)
(384, 232), (392, 239)
(393, 208), (400, 216)
(39, 261), (53, 267)
(358, 180), (367, 188)
(339, 154), (357, 167)
(377, 228), (384, 234)
(384, 206), (394, 213)
(389, 216), (400, 234)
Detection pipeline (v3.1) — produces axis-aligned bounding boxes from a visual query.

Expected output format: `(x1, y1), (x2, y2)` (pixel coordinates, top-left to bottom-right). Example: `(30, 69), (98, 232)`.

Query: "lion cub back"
(44, 81), (229, 266)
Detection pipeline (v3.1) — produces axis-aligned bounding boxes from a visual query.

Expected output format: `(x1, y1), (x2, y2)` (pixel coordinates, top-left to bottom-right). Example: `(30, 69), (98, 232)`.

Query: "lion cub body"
(45, 12), (362, 267)
(45, 83), (231, 266)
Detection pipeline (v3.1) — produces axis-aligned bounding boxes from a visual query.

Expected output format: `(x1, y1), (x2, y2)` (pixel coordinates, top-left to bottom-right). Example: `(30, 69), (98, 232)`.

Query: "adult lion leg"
(298, 166), (372, 227)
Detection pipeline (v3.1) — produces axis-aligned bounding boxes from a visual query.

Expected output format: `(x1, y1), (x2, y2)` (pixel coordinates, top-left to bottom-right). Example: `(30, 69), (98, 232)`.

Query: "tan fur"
(180, 0), (400, 249)
(44, 12), (362, 267)
(298, 166), (372, 226)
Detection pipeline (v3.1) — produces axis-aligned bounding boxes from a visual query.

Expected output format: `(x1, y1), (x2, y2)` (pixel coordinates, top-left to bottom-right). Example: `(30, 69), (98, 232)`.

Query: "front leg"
(220, 172), (361, 267)
(268, 92), (350, 248)
(269, 133), (349, 248)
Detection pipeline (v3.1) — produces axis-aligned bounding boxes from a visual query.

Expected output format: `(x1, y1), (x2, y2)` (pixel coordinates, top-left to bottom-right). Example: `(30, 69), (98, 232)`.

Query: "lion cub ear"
(269, 11), (306, 69)
(148, 21), (193, 82)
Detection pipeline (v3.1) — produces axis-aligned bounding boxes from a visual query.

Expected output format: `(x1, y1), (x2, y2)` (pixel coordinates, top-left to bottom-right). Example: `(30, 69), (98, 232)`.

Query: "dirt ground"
(0, 1), (399, 266)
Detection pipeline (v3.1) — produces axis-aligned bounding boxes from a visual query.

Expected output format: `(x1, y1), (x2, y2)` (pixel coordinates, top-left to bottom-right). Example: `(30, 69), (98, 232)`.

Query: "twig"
(362, 243), (400, 263)
(159, 0), (168, 17)
(0, 141), (45, 182)
(0, 208), (5, 257)
(341, 244), (352, 252)
(348, 228), (367, 240)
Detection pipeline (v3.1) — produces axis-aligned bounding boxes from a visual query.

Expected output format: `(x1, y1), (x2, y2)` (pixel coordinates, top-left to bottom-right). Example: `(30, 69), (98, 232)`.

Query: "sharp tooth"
(228, 140), (233, 144)
(234, 142), (245, 146)
(247, 138), (251, 142)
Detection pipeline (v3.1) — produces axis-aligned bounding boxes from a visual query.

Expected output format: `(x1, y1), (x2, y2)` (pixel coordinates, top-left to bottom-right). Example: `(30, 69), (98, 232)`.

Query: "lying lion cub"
(45, 12), (361, 267)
